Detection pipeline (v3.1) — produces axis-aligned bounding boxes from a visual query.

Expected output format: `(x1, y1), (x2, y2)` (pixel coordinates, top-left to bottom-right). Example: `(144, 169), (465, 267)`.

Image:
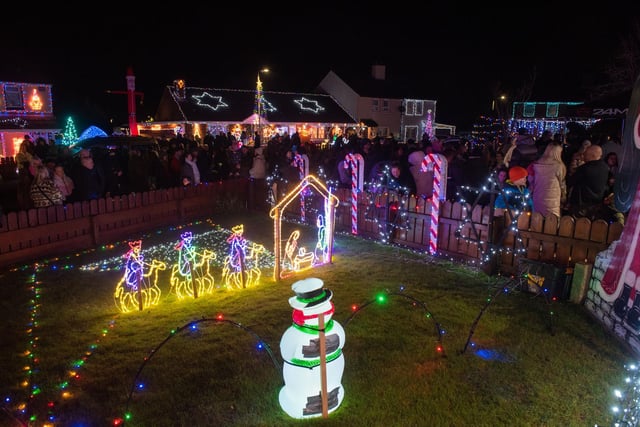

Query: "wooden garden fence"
(0, 181), (623, 274)
(330, 188), (624, 275)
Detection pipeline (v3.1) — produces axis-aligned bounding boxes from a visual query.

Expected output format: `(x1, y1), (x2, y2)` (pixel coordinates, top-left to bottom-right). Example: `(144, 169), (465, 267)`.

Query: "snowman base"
(279, 384), (344, 418)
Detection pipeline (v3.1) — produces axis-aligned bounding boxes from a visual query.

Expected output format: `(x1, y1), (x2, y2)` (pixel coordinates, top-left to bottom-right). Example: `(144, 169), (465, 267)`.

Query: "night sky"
(2, 12), (637, 133)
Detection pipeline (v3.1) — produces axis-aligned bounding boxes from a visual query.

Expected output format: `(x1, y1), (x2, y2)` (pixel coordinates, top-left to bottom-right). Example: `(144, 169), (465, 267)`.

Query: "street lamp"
(256, 68), (269, 144)
(491, 94), (507, 119)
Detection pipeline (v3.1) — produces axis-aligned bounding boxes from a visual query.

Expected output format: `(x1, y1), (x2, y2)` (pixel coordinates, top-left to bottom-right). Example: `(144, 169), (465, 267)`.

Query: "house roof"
(322, 66), (433, 99)
(154, 85), (357, 125)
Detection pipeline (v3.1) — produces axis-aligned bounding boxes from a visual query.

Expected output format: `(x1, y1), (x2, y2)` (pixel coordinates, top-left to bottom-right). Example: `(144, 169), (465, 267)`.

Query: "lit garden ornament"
(279, 278), (345, 418)
(169, 231), (215, 299)
(114, 240), (166, 313)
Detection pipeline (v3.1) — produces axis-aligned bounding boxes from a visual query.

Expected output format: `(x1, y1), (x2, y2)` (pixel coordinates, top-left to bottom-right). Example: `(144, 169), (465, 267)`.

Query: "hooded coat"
(528, 157), (567, 218)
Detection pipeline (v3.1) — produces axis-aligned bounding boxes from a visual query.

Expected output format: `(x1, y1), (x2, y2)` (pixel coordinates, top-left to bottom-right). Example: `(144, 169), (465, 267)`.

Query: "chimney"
(371, 64), (386, 80)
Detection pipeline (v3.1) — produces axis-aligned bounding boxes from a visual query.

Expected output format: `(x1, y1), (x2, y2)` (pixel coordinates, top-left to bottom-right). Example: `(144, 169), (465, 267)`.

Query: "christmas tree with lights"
(61, 116), (78, 146)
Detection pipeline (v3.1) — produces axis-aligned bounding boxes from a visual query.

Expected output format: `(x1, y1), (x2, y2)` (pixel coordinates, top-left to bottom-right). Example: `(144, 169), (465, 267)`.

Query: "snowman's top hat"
(289, 277), (333, 310)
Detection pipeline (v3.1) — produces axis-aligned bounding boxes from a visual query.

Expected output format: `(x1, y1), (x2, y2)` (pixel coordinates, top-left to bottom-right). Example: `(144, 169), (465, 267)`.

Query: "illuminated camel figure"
(170, 231), (216, 299)
(279, 277), (345, 418)
(114, 240), (167, 313)
(221, 224), (266, 289)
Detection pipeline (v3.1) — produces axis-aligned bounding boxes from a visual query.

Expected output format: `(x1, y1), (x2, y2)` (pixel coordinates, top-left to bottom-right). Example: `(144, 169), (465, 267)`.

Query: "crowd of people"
(489, 128), (624, 224)
(2, 127), (627, 226)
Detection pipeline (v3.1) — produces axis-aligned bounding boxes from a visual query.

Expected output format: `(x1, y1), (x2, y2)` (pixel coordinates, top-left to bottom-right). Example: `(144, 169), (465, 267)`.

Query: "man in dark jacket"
(566, 145), (609, 219)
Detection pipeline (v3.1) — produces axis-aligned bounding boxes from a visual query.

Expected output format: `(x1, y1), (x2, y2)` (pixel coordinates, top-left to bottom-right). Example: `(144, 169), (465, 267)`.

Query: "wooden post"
(239, 248), (247, 288)
(136, 269), (143, 311)
(318, 312), (329, 418)
(188, 260), (198, 299)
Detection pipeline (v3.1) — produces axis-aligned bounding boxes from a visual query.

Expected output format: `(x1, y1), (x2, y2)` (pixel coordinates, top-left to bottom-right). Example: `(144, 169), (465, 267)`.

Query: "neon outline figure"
(170, 231), (216, 299)
(114, 240), (167, 313)
(222, 224), (266, 289)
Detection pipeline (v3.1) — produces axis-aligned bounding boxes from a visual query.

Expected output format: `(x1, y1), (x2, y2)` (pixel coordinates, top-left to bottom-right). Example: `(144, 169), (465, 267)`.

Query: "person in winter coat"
(249, 143), (267, 179)
(30, 165), (64, 208)
(494, 165), (533, 216)
(52, 164), (75, 201)
(527, 143), (567, 218)
(566, 144), (610, 220)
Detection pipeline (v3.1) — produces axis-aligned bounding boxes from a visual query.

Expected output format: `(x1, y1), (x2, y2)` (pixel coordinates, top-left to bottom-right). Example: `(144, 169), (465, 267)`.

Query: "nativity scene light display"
(110, 176), (340, 312)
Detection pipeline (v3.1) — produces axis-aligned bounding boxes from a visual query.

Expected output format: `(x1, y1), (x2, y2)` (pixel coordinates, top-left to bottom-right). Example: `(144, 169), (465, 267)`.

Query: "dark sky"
(2, 12), (637, 133)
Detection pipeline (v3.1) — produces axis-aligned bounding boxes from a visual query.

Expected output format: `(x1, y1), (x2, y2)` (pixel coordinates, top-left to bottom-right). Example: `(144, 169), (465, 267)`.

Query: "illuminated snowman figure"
(279, 277), (345, 418)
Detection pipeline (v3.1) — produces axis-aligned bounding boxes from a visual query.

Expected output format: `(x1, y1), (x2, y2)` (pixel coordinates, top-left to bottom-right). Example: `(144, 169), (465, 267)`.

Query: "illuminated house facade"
(317, 65), (445, 141)
(0, 81), (60, 158)
(139, 81), (358, 145)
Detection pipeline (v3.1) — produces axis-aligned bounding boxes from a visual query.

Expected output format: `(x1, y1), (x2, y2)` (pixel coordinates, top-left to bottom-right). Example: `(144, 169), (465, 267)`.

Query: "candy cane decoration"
(421, 153), (448, 255)
(345, 153), (364, 234)
(294, 154), (309, 221)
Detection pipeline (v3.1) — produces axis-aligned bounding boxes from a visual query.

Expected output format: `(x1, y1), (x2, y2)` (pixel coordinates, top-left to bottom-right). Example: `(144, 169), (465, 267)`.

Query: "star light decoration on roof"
(294, 97), (325, 113)
(192, 92), (229, 111)
(261, 98), (276, 113)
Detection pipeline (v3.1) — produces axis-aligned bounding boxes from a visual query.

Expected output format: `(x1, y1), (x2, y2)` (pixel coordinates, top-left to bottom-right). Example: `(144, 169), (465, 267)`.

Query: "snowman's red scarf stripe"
(292, 306), (334, 323)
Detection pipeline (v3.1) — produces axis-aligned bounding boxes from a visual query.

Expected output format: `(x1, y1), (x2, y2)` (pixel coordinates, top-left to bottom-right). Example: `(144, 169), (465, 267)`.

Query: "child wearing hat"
(494, 166), (533, 215)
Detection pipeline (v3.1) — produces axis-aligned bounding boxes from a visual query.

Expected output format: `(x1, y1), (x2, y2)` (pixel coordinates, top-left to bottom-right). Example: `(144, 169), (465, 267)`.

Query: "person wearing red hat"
(494, 165), (533, 215)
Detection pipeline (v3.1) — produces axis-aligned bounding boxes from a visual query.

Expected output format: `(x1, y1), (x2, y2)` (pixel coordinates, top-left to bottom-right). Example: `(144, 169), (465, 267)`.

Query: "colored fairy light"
(363, 165), (412, 245)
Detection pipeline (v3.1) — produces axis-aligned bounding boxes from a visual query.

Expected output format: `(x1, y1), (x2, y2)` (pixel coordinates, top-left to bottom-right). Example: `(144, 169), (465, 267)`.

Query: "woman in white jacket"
(528, 143), (567, 218)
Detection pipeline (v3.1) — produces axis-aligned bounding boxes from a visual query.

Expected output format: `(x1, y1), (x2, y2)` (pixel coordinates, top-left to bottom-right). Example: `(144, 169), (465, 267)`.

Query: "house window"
(405, 100), (415, 116)
(371, 99), (379, 112)
(546, 103), (559, 118)
(404, 126), (418, 142)
(404, 100), (424, 116)
(382, 99), (389, 112)
(415, 101), (423, 116)
(523, 103), (536, 118)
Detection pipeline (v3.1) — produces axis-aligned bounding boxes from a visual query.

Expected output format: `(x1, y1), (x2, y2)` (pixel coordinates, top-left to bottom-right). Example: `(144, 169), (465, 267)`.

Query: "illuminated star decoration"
(192, 92), (229, 111)
(262, 98), (276, 113)
(114, 240), (167, 313)
(293, 97), (325, 113)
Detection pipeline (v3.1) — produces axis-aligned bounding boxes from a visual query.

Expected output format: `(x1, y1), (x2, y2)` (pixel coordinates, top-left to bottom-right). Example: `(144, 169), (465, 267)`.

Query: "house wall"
(356, 96), (403, 138)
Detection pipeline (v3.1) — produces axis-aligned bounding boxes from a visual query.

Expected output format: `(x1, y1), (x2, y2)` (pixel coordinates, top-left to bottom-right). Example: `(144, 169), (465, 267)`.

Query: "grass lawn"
(0, 212), (633, 427)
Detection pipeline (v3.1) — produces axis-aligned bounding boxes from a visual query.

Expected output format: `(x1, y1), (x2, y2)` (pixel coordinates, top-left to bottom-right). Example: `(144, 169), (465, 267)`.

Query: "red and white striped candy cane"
(345, 153), (364, 234)
(294, 154), (307, 221)
(421, 153), (447, 255)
